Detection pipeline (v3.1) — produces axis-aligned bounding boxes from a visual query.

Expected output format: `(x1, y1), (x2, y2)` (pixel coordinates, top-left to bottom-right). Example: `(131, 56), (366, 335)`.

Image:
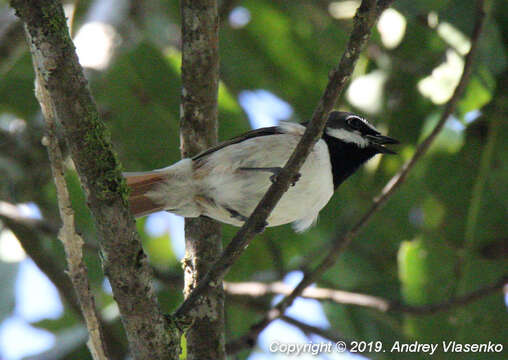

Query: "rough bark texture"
(180, 0), (225, 359)
(9, 1), (181, 358)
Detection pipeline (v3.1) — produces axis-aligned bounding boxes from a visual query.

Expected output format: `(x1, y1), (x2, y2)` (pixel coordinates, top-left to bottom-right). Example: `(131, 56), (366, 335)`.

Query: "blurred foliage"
(0, 0), (507, 359)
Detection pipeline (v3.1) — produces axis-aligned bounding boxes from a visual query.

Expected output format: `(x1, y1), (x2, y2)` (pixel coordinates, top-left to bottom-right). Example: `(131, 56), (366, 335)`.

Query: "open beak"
(366, 134), (400, 154)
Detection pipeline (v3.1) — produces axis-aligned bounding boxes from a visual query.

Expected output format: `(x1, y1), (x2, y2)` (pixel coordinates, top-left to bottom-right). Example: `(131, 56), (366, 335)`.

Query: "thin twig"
(223, 277), (506, 315)
(224, 281), (392, 311)
(36, 77), (108, 360)
(392, 276), (507, 315)
(226, 0), (487, 351)
(174, 0), (385, 321)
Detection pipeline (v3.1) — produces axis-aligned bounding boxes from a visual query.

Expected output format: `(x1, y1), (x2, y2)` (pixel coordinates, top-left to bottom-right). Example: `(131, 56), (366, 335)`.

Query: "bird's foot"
(270, 169), (301, 187)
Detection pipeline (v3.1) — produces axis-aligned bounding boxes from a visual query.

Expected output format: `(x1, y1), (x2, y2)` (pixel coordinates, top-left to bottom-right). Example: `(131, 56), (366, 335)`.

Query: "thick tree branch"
(227, 0), (487, 351)
(9, 1), (180, 358)
(175, 0), (386, 321)
(180, 0), (225, 359)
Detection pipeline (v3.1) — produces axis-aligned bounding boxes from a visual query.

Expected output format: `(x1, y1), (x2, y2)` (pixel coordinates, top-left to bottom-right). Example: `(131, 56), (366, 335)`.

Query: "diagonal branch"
(174, 0), (388, 321)
(227, 0), (487, 351)
(9, 1), (180, 358)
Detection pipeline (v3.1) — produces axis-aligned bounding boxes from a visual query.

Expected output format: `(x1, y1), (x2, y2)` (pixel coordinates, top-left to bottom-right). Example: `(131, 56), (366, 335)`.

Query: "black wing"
(192, 126), (283, 161)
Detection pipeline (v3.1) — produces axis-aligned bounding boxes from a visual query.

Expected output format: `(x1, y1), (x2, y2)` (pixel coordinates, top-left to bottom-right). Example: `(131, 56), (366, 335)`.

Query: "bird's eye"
(346, 116), (364, 130)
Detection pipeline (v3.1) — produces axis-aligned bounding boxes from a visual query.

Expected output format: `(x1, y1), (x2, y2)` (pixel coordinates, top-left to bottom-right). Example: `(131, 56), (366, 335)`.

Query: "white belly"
(195, 127), (334, 232)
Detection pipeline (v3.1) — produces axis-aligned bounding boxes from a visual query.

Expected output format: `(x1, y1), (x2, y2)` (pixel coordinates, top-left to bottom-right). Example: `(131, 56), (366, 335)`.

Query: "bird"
(124, 111), (398, 232)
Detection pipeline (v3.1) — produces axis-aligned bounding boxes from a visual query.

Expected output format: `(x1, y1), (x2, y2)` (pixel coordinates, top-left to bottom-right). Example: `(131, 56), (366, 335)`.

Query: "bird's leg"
(239, 167), (301, 186)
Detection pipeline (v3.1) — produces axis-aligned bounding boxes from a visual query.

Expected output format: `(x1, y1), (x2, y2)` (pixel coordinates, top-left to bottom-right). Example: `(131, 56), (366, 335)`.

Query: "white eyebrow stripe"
(326, 127), (370, 147)
(345, 114), (378, 132)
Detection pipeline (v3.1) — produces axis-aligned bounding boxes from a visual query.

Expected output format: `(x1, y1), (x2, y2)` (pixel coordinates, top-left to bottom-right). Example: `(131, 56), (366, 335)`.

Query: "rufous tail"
(124, 171), (166, 217)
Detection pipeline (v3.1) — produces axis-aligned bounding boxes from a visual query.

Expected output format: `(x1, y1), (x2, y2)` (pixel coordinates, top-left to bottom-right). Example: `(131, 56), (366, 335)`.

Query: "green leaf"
(458, 72), (495, 117)
(64, 170), (96, 243)
(179, 334), (187, 360)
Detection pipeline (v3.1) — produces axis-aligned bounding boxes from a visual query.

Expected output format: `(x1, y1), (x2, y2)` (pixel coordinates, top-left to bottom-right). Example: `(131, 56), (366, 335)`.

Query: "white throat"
(325, 127), (369, 147)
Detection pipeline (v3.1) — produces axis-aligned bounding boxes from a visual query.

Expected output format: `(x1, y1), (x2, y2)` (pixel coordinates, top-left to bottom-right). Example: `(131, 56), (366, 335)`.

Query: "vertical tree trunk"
(179, 0), (225, 359)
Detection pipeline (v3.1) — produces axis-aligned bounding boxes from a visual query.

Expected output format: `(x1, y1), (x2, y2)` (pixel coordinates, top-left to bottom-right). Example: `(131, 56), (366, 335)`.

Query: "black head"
(325, 111), (399, 154)
(322, 111), (399, 188)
